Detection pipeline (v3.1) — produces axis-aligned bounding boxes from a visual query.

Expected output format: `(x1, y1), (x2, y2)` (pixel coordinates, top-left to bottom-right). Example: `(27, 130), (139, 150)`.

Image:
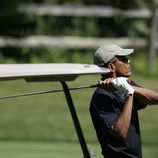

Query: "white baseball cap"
(94, 44), (134, 66)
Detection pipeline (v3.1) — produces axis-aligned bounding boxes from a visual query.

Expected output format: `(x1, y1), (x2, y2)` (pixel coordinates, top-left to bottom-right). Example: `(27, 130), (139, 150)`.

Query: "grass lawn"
(0, 141), (157, 158)
(0, 141), (83, 158)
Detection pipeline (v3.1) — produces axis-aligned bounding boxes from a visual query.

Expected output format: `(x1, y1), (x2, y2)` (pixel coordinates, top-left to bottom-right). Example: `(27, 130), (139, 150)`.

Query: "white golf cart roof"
(0, 63), (110, 81)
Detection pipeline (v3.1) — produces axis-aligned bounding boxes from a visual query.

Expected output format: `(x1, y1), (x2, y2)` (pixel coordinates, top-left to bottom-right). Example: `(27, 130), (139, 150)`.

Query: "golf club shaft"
(0, 84), (99, 99)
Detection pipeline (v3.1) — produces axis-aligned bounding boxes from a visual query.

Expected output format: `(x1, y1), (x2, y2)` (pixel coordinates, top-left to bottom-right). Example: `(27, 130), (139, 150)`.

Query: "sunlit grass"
(0, 141), (157, 158)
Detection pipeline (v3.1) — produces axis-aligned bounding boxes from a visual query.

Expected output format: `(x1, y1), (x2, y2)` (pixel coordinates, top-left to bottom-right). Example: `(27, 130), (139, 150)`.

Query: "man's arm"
(133, 86), (158, 105)
(99, 77), (134, 139)
(110, 94), (133, 139)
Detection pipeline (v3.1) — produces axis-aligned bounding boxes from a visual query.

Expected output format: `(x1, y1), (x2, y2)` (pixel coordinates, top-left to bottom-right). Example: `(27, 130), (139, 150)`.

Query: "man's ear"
(107, 63), (115, 72)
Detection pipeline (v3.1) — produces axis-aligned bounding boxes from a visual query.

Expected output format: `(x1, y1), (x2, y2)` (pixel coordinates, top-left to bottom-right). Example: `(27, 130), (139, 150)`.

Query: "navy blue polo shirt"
(89, 82), (147, 158)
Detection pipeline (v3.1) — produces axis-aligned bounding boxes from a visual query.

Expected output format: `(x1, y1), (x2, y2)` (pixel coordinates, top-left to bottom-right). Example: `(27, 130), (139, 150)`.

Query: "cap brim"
(117, 49), (134, 56)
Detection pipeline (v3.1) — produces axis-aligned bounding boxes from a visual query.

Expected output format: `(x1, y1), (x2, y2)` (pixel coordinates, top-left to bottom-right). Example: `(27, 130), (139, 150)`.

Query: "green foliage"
(128, 20), (150, 37)
(130, 51), (158, 77)
(0, 0), (156, 75)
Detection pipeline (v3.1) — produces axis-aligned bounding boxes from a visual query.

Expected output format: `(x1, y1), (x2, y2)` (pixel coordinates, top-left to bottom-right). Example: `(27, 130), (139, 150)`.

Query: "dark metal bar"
(61, 81), (91, 158)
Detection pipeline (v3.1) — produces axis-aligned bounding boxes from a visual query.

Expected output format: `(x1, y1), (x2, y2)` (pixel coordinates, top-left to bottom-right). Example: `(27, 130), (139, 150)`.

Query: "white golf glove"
(111, 77), (134, 97)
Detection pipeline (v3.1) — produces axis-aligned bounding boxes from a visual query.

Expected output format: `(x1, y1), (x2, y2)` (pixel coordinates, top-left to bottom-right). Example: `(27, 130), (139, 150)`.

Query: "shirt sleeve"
(128, 80), (147, 110)
(91, 92), (118, 129)
(133, 98), (147, 110)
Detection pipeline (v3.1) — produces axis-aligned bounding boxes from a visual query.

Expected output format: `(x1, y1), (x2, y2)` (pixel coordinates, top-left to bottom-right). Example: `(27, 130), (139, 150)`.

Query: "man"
(89, 44), (158, 158)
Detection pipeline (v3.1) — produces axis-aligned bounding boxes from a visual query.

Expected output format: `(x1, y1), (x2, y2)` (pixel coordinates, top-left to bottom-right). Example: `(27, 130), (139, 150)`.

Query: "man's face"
(112, 56), (132, 77)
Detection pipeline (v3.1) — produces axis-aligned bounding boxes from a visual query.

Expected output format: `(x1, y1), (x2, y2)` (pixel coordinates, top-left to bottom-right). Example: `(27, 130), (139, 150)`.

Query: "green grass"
(0, 141), (83, 158)
(0, 141), (157, 158)
(0, 141), (103, 158)
(0, 75), (103, 142)
(142, 145), (158, 158)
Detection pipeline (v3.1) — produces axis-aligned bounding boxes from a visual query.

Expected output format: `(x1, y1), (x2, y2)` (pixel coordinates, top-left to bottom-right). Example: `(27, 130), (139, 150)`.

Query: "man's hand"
(99, 77), (134, 97)
(98, 77), (117, 91)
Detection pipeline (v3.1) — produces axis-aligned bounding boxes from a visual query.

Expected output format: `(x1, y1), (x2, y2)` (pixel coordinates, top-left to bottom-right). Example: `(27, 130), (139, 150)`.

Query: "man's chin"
(125, 73), (132, 77)
(122, 72), (132, 77)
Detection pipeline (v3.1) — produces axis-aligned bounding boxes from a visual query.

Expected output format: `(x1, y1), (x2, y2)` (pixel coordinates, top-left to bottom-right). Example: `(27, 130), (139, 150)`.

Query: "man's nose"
(127, 59), (131, 64)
